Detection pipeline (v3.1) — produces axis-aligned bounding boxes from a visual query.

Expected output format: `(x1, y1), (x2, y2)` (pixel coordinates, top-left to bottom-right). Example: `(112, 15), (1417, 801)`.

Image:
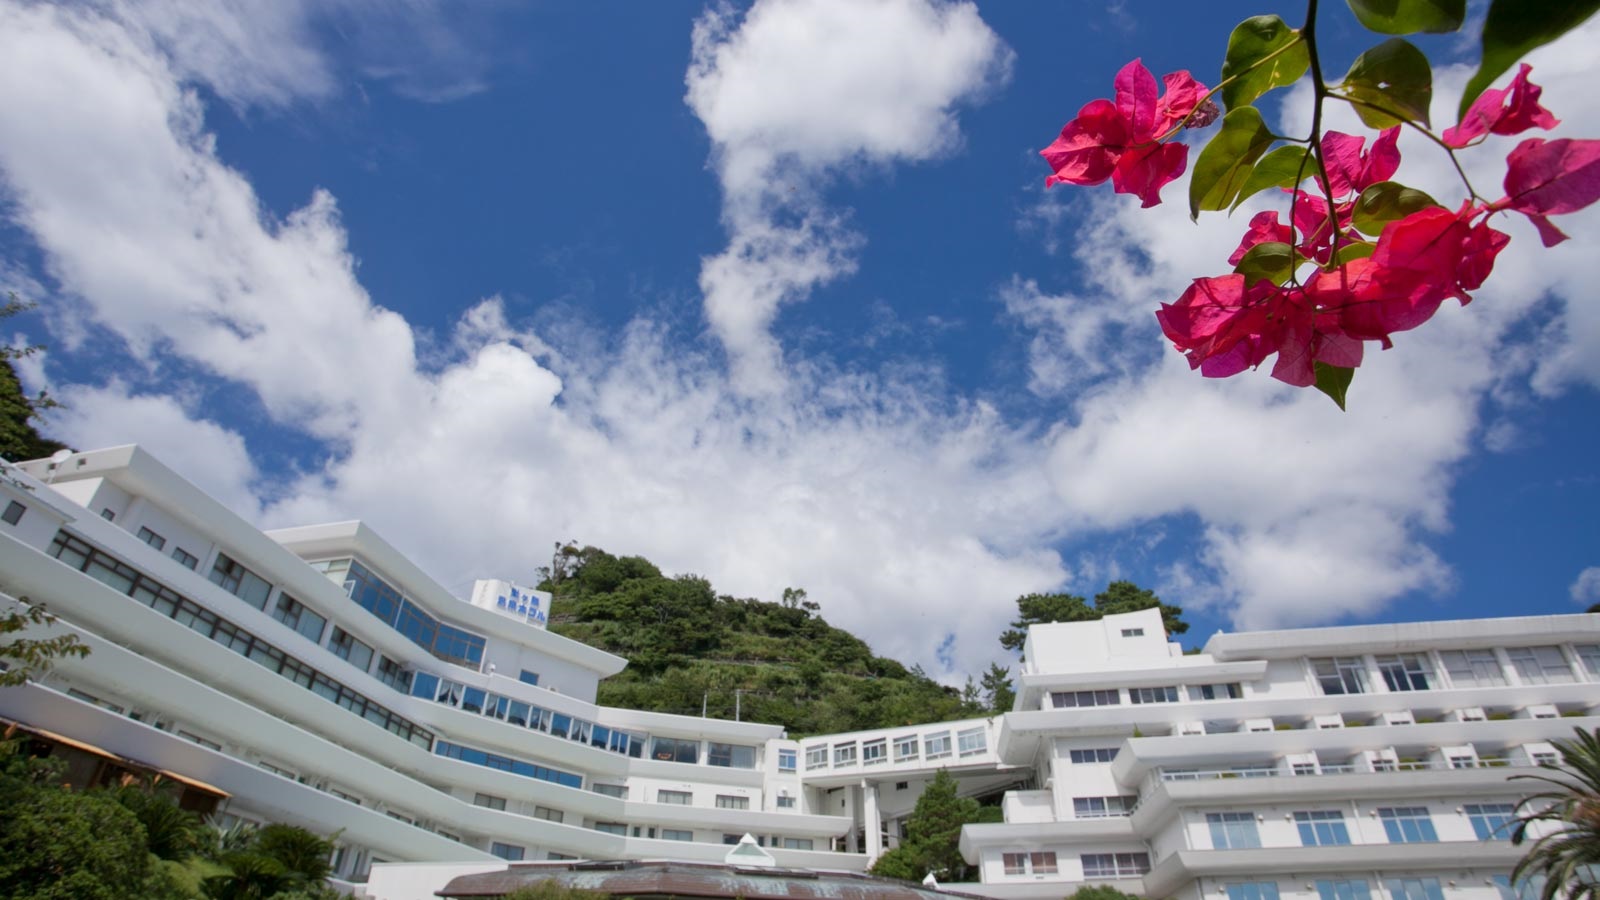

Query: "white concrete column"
(862, 779), (883, 863)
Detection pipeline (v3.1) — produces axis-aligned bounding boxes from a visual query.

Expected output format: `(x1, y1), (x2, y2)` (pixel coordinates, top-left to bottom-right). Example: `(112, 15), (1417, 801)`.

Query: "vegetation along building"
(1, 444), (1596, 900)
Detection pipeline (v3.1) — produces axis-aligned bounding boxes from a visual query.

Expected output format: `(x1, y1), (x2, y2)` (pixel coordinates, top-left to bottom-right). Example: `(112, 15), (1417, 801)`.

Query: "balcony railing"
(1152, 756), (1532, 783)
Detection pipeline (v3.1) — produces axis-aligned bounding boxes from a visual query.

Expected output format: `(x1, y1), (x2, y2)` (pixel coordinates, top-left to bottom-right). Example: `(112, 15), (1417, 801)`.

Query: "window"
(716, 794), (749, 810)
(1576, 644), (1600, 679)
(135, 526), (164, 549)
(777, 794), (796, 809)
(592, 783), (628, 799)
(171, 547), (199, 570)
(1466, 803), (1516, 840)
(773, 748), (796, 772)
(893, 734), (918, 761)
(805, 745), (828, 769)
(1384, 878), (1445, 900)
(1069, 747), (1117, 764)
(1121, 627), (1144, 637)
(1294, 810), (1351, 846)
(1051, 689), (1120, 708)
(534, 806), (563, 823)
(490, 842), (524, 861)
(592, 822), (627, 836)
(782, 838), (813, 850)
(1207, 811), (1262, 849)
(722, 834), (742, 845)
(328, 627), (374, 672)
(708, 742), (756, 768)
(924, 731), (952, 759)
(1377, 807), (1438, 843)
(859, 738), (888, 765)
(1080, 853), (1150, 879)
(269, 593), (326, 643)
(651, 737), (699, 764)
(1532, 751), (1558, 767)
(434, 741), (583, 789)
(473, 792), (506, 810)
(1190, 682), (1243, 700)
(657, 790), (691, 805)
(1374, 654), (1432, 691)
(1226, 883), (1280, 900)
(518, 669), (540, 686)
(1312, 657), (1368, 695)
(1506, 646), (1575, 684)
(100, 507), (115, 521)
(1441, 649), (1507, 687)
(957, 727), (986, 756)
(1317, 880), (1373, 900)
(662, 829), (694, 842)
(834, 742), (858, 766)
(1001, 852), (1058, 876)
(1492, 875), (1548, 900)
(374, 656), (411, 693)
(1129, 685), (1179, 704)
(345, 561), (485, 667)
(1073, 796), (1137, 818)
(208, 553), (272, 609)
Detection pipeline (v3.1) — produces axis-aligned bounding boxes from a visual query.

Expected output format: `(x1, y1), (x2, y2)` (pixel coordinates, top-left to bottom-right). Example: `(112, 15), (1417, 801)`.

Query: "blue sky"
(0, 0), (1596, 680)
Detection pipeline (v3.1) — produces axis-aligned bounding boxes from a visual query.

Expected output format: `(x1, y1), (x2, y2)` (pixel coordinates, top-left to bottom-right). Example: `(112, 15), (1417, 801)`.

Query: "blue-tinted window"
(1226, 883), (1279, 900)
(411, 671), (440, 700)
(460, 686), (487, 715)
(346, 562), (485, 668)
(519, 670), (540, 686)
(1385, 879), (1445, 900)
(1466, 803), (1516, 840)
(778, 749), (797, 772)
(1207, 812), (1262, 849)
(1317, 881), (1372, 900)
(1378, 807), (1438, 843)
(434, 740), (582, 788)
(1295, 811), (1351, 846)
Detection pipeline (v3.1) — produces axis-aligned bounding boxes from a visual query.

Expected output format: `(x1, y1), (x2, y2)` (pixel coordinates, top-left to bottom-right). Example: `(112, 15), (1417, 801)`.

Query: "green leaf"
(1350, 180), (1441, 235)
(1221, 16), (1311, 110)
(1333, 240), (1377, 264)
(1234, 241), (1296, 286)
(1346, 0), (1465, 34)
(1460, 0), (1600, 119)
(1230, 145), (1314, 211)
(1341, 38), (1433, 128)
(1189, 107), (1276, 220)
(1313, 362), (1355, 410)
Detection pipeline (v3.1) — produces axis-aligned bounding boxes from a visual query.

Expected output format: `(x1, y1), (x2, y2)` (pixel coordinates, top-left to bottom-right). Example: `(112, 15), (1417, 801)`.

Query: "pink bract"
(1443, 64), (1560, 149)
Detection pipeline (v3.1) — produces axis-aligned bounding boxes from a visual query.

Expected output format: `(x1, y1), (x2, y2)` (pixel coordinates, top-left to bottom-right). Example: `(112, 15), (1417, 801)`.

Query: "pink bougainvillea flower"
(1319, 127), (1401, 198)
(1041, 58), (1209, 207)
(1443, 64), (1560, 149)
(1491, 137), (1600, 246)
(1227, 211), (1294, 265)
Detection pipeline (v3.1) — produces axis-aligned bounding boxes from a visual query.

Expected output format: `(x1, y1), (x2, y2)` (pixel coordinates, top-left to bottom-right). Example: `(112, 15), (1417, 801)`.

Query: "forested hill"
(540, 545), (986, 737)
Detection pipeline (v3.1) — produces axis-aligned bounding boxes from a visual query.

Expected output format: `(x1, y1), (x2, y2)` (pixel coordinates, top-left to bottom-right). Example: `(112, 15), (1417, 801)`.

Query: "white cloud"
(685, 0), (1011, 393)
(1571, 567), (1600, 606)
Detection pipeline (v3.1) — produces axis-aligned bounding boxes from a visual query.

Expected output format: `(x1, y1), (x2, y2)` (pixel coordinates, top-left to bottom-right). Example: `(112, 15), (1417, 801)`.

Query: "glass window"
(716, 794), (749, 810)
(592, 783), (628, 799)
(1375, 654), (1432, 691)
(957, 728), (987, 756)
(1312, 657), (1368, 694)
(270, 594), (327, 643)
(863, 739), (888, 764)
(708, 743), (756, 768)
(1069, 747), (1118, 764)
(1207, 811), (1262, 849)
(135, 526), (164, 549)
(658, 790), (691, 805)
(1073, 796), (1136, 818)
(208, 553), (272, 609)
(1295, 810), (1351, 846)
(518, 669), (540, 686)
(893, 734), (918, 761)
(1129, 685), (1179, 704)
(1377, 807), (1438, 843)
(490, 842), (524, 861)
(661, 828), (693, 842)
(1441, 649), (1507, 687)
(1121, 627), (1144, 637)
(651, 737), (699, 764)
(1317, 880), (1373, 900)
(782, 838), (813, 850)
(410, 671), (440, 700)
(1492, 875), (1547, 900)
(1384, 879), (1445, 900)
(0, 500), (23, 525)
(534, 806), (562, 822)
(1051, 689), (1120, 708)
(1226, 883), (1280, 900)
(1466, 803), (1516, 840)
(777, 794), (796, 809)
(924, 732), (952, 759)
(171, 547), (199, 570)
(473, 792), (506, 810)
(805, 745), (828, 769)
(1575, 645), (1600, 679)
(834, 742), (858, 766)
(374, 656), (411, 693)
(1506, 646), (1575, 685)
(1080, 853), (1150, 879)
(778, 749), (797, 772)
(1189, 682), (1243, 700)
(1001, 852), (1057, 875)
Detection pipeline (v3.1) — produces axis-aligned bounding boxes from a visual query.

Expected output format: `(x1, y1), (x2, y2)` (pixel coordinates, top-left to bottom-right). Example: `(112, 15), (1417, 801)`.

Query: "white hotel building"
(0, 445), (1595, 900)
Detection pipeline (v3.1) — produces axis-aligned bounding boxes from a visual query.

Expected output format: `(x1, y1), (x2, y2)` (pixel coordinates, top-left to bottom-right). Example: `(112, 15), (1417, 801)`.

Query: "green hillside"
(540, 545), (983, 737)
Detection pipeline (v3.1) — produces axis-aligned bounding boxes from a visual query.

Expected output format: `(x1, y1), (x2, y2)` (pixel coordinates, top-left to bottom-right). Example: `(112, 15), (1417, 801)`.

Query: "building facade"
(1, 445), (1595, 900)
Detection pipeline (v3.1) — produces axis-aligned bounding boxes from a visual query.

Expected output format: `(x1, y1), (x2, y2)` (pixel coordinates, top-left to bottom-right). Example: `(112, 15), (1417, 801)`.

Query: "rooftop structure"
(1, 444), (1595, 900)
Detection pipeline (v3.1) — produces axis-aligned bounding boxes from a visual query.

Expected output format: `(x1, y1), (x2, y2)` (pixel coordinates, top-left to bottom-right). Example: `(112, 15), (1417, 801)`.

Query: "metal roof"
(437, 860), (993, 900)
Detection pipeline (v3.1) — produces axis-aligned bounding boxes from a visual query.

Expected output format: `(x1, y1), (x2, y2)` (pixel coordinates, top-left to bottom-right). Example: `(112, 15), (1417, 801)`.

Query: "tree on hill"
(999, 581), (1187, 652)
(980, 663), (1014, 714)
(0, 294), (67, 463)
(869, 769), (981, 882)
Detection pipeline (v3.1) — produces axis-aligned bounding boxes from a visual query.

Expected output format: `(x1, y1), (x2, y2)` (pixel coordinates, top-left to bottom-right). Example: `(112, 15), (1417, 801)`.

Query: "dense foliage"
(0, 295), (66, 463)
(868, 769), (996, 883)
(541, 545), (989, 735)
